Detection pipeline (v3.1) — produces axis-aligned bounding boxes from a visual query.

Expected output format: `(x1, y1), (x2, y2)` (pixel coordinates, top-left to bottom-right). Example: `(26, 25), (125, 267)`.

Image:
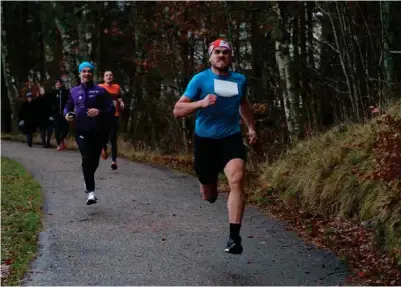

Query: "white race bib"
(214, 79), (238, 97)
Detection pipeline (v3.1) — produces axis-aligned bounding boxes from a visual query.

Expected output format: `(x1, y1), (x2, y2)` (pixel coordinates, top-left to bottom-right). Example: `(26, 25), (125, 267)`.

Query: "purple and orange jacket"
(63, 82), (114, 134)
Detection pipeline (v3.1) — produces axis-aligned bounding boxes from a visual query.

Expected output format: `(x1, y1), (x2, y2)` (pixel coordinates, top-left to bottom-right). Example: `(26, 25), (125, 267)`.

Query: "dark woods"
(2, 1), (401, 161)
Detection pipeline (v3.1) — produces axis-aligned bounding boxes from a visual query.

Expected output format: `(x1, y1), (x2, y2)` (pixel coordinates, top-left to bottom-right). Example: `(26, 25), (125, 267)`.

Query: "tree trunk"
(336, 3), (361, 120)
(179, 8), (190, 153)
(1, 54), (19, 131)
(1, 5), (19, 131)
(54, 3), (78, 88)
(381, 1), (394, 90)
(275, 3), (301, 142)
(250, 7), (265, 102)
(326, 3), (358, 120)
(40, 2), (59, 90)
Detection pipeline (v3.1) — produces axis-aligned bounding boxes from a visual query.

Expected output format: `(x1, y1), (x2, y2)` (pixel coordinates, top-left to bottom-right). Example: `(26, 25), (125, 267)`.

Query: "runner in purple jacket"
(64, 61), (114, 205)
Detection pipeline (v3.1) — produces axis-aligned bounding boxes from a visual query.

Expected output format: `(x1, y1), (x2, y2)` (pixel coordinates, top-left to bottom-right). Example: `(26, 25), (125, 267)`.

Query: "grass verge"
(258, 102), (401, 285)
(1, 157), (43, 286)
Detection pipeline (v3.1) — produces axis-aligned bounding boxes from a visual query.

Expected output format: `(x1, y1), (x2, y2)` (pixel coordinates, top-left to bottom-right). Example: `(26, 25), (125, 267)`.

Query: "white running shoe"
(86, 192), (98, 205)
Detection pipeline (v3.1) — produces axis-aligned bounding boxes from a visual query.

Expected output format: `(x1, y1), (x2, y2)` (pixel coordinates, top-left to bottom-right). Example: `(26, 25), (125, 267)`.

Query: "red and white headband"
(208, 39), (232, 56)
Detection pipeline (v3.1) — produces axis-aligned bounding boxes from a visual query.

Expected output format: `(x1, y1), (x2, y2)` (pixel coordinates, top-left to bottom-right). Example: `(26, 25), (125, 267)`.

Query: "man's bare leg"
(200, 183), (218, 203)
(223, 158), (246, 254)
(224, 158), (246, 223)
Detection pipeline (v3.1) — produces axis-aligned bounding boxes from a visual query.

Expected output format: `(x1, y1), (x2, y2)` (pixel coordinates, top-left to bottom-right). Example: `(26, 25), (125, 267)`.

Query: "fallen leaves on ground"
(242, 178), (401, 286)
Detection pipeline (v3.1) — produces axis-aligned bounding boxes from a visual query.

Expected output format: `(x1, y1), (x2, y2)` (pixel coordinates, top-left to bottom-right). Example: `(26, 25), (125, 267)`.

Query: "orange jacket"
(98, 83), (122, 117)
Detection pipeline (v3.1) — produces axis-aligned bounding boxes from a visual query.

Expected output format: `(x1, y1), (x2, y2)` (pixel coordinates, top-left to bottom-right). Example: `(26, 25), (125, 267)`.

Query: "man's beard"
(212, 62), (230, 72)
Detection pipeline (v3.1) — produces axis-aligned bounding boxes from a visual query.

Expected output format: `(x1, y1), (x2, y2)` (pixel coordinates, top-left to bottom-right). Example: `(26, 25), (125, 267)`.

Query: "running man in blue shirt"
(173, 39), (257, 254)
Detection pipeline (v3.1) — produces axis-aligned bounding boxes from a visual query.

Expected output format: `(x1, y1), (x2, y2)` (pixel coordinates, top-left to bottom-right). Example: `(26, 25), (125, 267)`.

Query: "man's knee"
(225, 159), (245, 187)
(230, 170), (244, 186)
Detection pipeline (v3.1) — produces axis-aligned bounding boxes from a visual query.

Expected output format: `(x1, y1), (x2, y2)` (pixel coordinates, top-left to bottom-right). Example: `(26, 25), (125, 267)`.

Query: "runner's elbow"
(173, 104), (183, 118)
(173, 110), (182, 118)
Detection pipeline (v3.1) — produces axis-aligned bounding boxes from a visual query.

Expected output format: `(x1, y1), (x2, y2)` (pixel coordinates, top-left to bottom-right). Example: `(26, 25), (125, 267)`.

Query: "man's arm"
(239, 97), (256, 131)
(117, 86), (125, 109)
(240, 96), (257, 144)
(117, 86), (123, 99)
(173, 73), (217, 118)
(173, 96), (203, 118)
(173, 95), (216, 118)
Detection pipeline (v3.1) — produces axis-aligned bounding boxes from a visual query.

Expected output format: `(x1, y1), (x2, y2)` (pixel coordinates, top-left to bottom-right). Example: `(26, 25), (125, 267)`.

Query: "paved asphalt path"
(2, 141), (348, 286)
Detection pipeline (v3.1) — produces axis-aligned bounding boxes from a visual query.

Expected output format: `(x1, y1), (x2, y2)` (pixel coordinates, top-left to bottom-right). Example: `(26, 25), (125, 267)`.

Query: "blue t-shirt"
(183, 69), (247, 139)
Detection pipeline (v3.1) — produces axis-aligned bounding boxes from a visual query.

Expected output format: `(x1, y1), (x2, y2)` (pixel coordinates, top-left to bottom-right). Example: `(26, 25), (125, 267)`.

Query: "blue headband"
(78, 61), (94, 73)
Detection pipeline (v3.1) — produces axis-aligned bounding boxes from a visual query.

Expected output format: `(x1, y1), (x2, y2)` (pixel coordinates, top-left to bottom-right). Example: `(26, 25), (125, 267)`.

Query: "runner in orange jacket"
(98, 70), (125, 170)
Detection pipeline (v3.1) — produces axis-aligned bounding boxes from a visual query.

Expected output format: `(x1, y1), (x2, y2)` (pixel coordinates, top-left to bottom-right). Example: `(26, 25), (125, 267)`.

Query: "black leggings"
(104, 116), (119, 162)
(19, 125), (34, 147)
(39, 124), (54, 145)
(76, 132), (105, 192)
(55, 117), (69, 145)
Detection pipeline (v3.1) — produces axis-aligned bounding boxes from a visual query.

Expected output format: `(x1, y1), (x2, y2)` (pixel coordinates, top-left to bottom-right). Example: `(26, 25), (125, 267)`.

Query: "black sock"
(230, 223), (241, 239)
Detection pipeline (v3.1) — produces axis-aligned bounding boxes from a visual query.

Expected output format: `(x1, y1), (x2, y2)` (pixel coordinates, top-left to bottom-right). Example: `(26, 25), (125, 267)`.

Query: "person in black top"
(18, 91), (36, 147)
(35, 86), (54, 148)
(52, 79), (70, 151)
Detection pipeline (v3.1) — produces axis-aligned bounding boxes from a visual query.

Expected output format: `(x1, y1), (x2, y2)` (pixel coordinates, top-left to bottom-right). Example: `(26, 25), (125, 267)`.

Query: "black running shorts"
(194, 132), (247, 185)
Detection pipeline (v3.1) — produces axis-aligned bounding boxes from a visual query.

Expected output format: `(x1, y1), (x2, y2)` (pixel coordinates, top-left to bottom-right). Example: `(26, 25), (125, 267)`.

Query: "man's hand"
(119, 99), (125, 110)
(248, 128), (258, 145)
(87, 108), (99, 117)
(65, 112), (75, 122)
(202, 94), (217, 108)
(19, 120), (25, 126)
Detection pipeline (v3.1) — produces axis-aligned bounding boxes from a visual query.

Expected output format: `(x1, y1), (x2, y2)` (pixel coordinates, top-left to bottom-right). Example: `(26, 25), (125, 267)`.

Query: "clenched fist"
(202, 94), (217, 108)
(65, 112), (76, 122)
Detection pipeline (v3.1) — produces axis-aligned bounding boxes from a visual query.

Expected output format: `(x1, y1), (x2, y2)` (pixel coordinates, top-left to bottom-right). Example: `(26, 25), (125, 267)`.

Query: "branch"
(313, 37), (339, 54)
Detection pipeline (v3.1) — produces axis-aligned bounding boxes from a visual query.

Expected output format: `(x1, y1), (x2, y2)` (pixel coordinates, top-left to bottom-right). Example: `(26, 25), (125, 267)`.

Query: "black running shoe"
(207, 193), (218, 203)
(225, 236), (243, 254)
(111, 162), (117, 170)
